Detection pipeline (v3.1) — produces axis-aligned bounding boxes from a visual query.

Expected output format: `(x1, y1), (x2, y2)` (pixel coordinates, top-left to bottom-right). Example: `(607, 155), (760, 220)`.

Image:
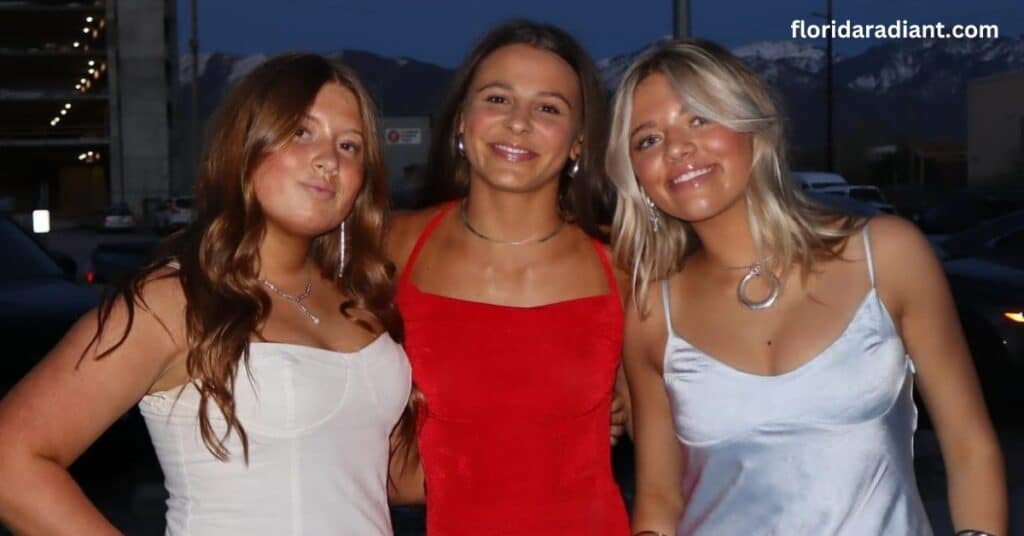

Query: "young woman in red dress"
(387, 20), (632, 535)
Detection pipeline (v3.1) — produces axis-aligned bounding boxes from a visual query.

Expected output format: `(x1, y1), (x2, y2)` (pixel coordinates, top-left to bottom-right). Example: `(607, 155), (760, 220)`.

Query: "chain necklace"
(260, 273), (320, 324)
(459, 199), (565, 245)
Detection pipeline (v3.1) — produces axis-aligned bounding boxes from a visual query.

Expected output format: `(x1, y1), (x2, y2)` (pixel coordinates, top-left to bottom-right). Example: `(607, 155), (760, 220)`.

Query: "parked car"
(96, 202), (137, 232)
(817, 185), (897, 215)
(912, 191), (1024, 236)
(87, 239), (159, 286)
(154, 196), (195, 234)
(0, 216), (159, 492)
(934, 210), (1024, 421)
(791, 171), (848, 191)
(0, 216), (96, 392)
(806, 190), (882, 217)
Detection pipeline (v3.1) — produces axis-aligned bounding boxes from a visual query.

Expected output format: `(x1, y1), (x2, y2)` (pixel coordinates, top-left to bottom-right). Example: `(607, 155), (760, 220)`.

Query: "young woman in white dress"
(0, 53), (410, 535)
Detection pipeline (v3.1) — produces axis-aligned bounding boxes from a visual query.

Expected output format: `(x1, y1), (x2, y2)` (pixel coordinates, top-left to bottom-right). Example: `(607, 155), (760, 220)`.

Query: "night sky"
(180, 0), (1024, 65)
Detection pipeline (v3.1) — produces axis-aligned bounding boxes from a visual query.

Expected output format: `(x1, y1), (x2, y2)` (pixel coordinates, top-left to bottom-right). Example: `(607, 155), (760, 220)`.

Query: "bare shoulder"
(622, 273), (672, 375)
(864, 215), (945, 312)
(864, 215), (934, 257)
(87, 266), (187, 358)
(387, 205), (449, 271)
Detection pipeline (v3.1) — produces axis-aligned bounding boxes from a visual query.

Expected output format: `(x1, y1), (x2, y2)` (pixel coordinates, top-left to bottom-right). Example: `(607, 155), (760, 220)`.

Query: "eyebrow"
(629, 121), (655, 139)
(475, 81), (574, 110)
(302, 114), (364, 137)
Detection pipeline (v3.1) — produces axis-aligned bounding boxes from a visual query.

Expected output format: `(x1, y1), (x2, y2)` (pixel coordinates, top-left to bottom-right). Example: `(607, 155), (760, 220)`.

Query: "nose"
(312, 139), (340, 177)
(504, 102), (531, 134)
(665, 128), (696, 162)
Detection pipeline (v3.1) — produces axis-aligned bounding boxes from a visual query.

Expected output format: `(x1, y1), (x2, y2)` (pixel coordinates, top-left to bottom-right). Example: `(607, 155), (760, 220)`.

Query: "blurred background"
(0, 0), (1022, 533)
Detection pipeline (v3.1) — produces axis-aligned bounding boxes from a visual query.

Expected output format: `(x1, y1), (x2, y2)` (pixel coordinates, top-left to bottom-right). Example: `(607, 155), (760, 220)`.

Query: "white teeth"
(672, 166), (713, 184)
(495, 143), (530, 155)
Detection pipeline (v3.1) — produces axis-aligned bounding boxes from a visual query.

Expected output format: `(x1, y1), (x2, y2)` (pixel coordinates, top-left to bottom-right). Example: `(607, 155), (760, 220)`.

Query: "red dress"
(396, 203), (630, 535)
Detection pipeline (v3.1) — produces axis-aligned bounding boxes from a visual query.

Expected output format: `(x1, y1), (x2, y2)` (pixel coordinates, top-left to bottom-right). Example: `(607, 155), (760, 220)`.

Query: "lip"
(668, 164), (716, 190)
(488, 142), (538, 162)
(299, 181), (337, 199)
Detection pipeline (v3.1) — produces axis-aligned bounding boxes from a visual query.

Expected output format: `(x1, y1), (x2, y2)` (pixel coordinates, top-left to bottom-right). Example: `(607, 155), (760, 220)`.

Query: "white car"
(155, 196), (195, 234)
(817, 185), (897, 215)
(790, 171), (848, 191)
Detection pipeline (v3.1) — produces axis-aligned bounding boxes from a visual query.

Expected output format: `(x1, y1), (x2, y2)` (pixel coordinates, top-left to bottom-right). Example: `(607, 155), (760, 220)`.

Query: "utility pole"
(673, 0), (690, 39)
(190, 0), (199, 189)
(825, 0), (834, 172)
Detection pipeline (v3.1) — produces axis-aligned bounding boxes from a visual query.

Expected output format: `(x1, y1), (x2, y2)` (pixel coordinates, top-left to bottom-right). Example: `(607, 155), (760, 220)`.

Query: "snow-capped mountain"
(179, 36), (1024, 144)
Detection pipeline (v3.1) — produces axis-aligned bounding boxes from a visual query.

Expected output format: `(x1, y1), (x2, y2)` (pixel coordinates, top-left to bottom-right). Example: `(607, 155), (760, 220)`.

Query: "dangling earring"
(456, 133), (465, 156)
(338, 221), (346, 277)
(567, 159), (580, 179)
(642, 192), (661, 233)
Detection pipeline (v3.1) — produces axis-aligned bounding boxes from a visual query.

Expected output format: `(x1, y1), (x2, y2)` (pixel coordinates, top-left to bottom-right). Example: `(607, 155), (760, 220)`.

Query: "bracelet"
(955, 530), (997, 536)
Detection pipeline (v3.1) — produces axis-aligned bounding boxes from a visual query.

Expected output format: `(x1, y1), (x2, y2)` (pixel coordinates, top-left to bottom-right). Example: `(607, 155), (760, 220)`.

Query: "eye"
(634, 134), (660, 151)
(338, 141), (361, 153)
(690, 115), (708, 127)
(485, 94), (508, 105)
(294, 126), (312, 140)
(538, 103), (561, 115)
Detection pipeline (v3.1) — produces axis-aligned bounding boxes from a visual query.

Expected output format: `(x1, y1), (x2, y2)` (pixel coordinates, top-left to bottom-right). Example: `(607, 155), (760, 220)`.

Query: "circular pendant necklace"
(735, 262), (780, 311)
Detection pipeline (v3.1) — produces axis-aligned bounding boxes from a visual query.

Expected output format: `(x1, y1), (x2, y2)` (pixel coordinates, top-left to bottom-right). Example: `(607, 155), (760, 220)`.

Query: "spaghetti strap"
(589, 240), (621, 305)
(398, 201), (457, 286)
(660, 279), (674, 334)
(862, 222), (876, 288)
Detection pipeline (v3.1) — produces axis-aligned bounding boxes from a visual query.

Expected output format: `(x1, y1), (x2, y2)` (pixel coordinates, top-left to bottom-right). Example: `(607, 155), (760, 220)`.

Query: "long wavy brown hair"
(88, 53), (401, 462)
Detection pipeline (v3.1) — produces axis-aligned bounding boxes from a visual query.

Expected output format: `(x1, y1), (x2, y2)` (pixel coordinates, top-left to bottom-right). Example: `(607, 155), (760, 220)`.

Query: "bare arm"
(625, 284), (683, 535)
(0, 274), (185, 535)
(606, 245), (633, 444)
(871, 216), (1006, 534)
(387, 394), (425, 505)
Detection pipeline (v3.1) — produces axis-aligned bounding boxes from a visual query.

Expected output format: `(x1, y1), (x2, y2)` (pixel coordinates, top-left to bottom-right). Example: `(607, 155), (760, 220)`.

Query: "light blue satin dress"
(662, 226), (933, 535)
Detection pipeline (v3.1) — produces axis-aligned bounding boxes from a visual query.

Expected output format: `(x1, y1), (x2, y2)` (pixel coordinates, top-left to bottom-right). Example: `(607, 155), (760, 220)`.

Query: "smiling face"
(628, 72), (754, 224)
(251, 82), (365, 239)
(457, 43), (583, 195)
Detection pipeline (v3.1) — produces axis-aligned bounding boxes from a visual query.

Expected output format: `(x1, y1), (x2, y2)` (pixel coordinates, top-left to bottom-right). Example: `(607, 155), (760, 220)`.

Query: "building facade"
(0, 0), (177, 222)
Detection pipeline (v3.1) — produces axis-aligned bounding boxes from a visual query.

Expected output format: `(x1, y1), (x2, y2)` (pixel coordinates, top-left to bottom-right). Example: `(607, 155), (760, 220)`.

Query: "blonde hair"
(607, 39), (862, 314)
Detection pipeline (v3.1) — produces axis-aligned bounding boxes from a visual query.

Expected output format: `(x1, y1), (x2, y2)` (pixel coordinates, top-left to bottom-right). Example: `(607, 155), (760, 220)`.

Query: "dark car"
(935, 210), (1024, 420)
(0, 217), (160, 505)
(913, 191), (1024, 236)
(88, 239), (159, 285)
(0, 216), (97, 391)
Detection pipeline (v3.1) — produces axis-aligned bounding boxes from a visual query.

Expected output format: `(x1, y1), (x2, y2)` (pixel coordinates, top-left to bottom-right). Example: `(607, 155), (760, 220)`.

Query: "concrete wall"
(967, 70), (1024, 187)
(108, 0), (175, 220)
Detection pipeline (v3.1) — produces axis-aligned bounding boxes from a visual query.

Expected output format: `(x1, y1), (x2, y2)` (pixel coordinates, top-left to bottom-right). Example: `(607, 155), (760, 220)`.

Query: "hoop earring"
(456, 134), (465, 156)
(338, 221), (346, 277)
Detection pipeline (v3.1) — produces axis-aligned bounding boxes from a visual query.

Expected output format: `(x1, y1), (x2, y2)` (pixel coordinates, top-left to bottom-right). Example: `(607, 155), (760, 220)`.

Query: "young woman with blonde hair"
(609, 39), (1006, 535)
(0, 54), (409, 535)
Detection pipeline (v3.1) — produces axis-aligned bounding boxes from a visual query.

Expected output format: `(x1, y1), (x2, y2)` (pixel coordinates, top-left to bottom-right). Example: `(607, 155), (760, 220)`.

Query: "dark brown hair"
(89, 53), (401, 462)
(424, 19), (611, 237)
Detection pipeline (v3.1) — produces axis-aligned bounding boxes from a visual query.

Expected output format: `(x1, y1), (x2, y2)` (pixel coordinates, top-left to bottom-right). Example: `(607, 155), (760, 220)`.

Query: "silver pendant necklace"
(735, 262), (780, 311)
(460, 199), (565, 245)
(723, 256), (780, 311)
(260, 273), (320, 324)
